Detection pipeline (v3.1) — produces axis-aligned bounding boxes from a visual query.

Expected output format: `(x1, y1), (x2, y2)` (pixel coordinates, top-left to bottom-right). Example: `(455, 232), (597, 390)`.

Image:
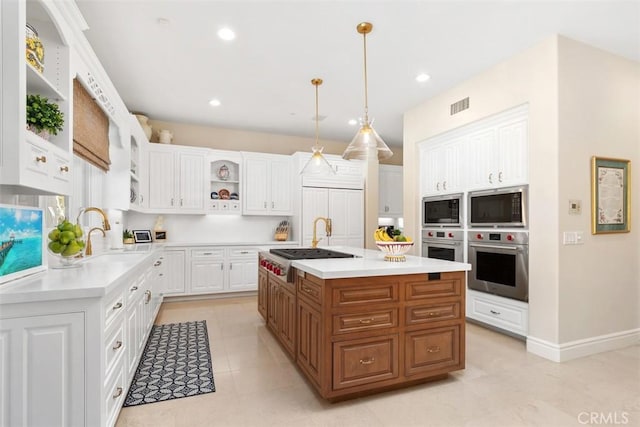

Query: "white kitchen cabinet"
(301, 187), (364, 248)
(466, 289), (529, 337)
(227, 247), (260, 292)
(0, 312), (85, 427)
(464, 109), (528, 191)
(163, 249), (187, 295)
(420, 139), (463, 196)
(0, 252), (163, 427)
(0, 0), (74, 196)
(129, 114), (149, 211)
(242, 153), (293, 215)
(147, 145), (206, 213)
(190, 248), (226, 294)
(208, 151), (242, 214)
(379, 164), (403, 217)
(186, 246), (260, 295)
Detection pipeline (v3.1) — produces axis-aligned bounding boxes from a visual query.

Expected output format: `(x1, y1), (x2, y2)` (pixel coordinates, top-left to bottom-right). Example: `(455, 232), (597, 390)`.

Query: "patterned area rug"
(124, 320), (215, 407)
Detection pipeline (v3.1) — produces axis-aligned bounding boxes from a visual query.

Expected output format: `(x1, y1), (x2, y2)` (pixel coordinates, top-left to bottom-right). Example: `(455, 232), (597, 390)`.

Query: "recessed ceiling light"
(217, 28), (236, 41)
(348, 119), (358, 126)
(209, 99), (221, 107)
(416, 73), (431, 83)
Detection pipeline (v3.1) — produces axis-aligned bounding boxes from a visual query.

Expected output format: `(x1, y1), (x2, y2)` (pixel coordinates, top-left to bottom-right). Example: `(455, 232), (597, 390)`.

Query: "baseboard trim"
(527, 328), (640, 362)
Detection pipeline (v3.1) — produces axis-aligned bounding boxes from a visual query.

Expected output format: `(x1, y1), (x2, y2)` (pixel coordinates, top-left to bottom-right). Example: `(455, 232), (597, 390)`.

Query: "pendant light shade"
(301, 78), (336, 175)
(342, 22), (393, 161)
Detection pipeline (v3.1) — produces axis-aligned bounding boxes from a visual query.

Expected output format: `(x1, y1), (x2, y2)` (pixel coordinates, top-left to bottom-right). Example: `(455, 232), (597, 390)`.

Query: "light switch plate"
(563, 231), (584, 245)
(569, 199), (581, 214)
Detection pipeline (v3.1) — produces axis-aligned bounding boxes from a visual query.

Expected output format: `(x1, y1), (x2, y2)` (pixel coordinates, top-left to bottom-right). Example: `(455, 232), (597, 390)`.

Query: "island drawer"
(405, 273), (463, 301)
(332, 309), (398, 335)
(331, 279), (399, 308)
(333, 334), (399, 390)
(404, 325), (461, 377)
(297, 275), (322, 306)
(405, 302), (461, 326)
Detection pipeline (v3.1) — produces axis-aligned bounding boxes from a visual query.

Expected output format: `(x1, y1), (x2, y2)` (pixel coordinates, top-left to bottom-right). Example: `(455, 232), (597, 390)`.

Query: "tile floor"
(116, 296), (639, 427)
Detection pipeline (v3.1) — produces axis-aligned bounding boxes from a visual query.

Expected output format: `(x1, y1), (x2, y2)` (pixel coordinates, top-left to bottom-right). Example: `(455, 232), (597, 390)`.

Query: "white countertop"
(291, 247), (471, 279)
(0, 247), (160, 305)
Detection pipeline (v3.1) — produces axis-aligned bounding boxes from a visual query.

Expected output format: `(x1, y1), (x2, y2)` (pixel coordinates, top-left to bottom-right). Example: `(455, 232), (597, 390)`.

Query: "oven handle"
(469, 243), (520, 251)
(423, 241), (461, 247)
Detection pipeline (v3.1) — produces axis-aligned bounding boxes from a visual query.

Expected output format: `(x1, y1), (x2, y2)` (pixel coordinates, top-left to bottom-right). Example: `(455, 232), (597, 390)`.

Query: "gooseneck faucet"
(76, 207), (111, 231)
(311, 217), (332, 248)
(85, 227), (105, 256)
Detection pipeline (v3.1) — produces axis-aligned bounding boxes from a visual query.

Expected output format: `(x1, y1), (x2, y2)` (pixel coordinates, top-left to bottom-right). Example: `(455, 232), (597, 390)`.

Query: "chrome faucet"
(311, 217), (332, 248)
(76, 207), (111, 231)
(85, 227), (105, 256)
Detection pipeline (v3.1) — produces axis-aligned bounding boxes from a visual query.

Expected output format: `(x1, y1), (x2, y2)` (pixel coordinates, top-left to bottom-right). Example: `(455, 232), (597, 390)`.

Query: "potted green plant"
(26, 94), (64, 140)
(123, 229), (135, 245)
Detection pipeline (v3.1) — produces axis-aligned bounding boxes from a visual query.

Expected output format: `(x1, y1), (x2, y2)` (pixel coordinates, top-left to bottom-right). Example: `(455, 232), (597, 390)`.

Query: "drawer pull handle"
(154, 261), (162, 266)
(428, 312), (438, 317)
(113, 302), (123, 310)
(202, 252), (213, 256)
(112, 387), (123, 399)
(36, 155), (47, 163)
(301, 286), (314, 294)
(145, 290), (151, 304)
(60, 165), (69, 172)
(240, 251), (249, 254)
(130, 286), (138, 292)
(359, 318), (374, 324)
(490, 310), (501, 315)
(359, 357), (375, 365)
(427, 346), (441, 353)
(112, 340), (123, 350)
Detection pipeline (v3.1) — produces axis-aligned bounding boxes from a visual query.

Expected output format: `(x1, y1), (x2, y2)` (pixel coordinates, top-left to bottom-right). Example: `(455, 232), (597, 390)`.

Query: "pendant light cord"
(315, 82), (319, 148)
(362, 31), (369, 123)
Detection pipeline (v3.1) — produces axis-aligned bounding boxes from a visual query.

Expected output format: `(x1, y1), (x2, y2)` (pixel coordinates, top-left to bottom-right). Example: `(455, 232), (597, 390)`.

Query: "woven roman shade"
(73, 78), (110, 171)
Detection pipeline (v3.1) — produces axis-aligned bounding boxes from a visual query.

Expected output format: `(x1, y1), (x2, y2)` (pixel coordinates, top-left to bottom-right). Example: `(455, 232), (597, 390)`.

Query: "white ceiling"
(75, 0), (640, 147)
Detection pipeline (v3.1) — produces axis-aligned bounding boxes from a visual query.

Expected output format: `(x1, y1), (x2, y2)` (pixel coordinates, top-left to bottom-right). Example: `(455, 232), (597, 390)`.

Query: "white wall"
(403, 34), (639, 355)
(557, 37), (640, 342)
(123, 211), (291, 244)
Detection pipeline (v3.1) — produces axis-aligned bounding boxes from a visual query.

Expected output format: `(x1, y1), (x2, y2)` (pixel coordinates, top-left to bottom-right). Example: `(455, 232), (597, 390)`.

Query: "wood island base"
(258, 266), (466, 400)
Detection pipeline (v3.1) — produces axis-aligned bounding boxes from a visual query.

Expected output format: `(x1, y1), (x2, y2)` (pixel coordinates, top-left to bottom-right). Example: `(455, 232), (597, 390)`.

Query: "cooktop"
(269, 248), (355, 260)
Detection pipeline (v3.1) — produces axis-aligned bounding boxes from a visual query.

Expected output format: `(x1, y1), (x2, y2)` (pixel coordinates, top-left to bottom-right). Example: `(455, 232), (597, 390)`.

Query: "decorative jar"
(134, 114), (153, 140)
(26, 23), (45, 73)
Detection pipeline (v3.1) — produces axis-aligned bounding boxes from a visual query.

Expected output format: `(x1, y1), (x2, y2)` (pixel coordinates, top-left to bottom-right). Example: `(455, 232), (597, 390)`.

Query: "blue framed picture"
(0, 204), (46, 284)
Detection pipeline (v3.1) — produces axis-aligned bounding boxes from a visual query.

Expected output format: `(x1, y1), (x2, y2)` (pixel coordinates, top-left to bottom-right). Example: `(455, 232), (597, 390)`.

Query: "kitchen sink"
(83, 252), (147, 264)
(269, 248), (355, 260)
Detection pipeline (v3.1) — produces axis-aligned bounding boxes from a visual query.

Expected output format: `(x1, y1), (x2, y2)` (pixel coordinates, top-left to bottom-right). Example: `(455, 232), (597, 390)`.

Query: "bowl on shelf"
(375, 241), (414, 262)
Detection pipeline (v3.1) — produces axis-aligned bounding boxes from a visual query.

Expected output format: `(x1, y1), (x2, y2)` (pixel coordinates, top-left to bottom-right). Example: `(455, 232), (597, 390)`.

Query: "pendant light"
(300, 78), (336, 175)
(342, 22), (393, 161)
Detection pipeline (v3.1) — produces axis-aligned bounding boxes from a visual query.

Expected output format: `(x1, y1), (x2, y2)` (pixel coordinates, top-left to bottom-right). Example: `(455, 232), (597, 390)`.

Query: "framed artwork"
(0, 204), (46, 284)
(133, 229), (153, 243)
(591, 156), (631, 234)
(154, 230), (167, 241)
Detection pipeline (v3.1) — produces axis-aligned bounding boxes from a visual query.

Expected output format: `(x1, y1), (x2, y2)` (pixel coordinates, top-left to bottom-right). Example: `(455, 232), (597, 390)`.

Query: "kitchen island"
(258, 246), (471, 401)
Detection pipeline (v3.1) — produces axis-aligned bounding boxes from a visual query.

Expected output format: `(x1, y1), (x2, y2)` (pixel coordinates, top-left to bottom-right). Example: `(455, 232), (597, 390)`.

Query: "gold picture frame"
(591, 156), (631, 234)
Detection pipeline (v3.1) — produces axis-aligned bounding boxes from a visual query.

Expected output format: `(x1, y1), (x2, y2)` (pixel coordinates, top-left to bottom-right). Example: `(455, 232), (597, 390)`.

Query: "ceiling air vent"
(450, 97), (469, 115)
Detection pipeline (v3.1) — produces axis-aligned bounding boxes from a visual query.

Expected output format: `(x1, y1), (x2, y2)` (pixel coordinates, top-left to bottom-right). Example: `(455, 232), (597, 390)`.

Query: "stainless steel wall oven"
(468, 230), (529, 302)
(421, 229), (464, 263)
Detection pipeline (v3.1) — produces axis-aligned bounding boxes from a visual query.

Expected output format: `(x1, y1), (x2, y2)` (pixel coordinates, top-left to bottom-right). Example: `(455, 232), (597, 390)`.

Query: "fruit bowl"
(375, 241), (414, 262)
(48, 246), (85, 268)
(47, 220), (86, 268)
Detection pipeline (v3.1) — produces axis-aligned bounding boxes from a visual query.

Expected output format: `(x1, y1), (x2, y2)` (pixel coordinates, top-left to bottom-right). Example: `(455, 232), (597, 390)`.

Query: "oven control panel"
(469, 231), (528, 245)
(422, 229), (463, 241)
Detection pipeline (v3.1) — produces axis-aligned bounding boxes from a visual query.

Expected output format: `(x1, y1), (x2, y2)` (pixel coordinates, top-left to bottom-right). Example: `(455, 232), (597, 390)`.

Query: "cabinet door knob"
(36, 155), (47, 163)
(60, 165), (69, 172)
(112, 340), (123, 350)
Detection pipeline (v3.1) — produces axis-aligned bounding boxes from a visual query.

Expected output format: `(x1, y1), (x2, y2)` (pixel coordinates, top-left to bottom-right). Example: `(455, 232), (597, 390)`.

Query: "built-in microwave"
(422, 193), (463, 227)
(468, 186), (528, 228)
